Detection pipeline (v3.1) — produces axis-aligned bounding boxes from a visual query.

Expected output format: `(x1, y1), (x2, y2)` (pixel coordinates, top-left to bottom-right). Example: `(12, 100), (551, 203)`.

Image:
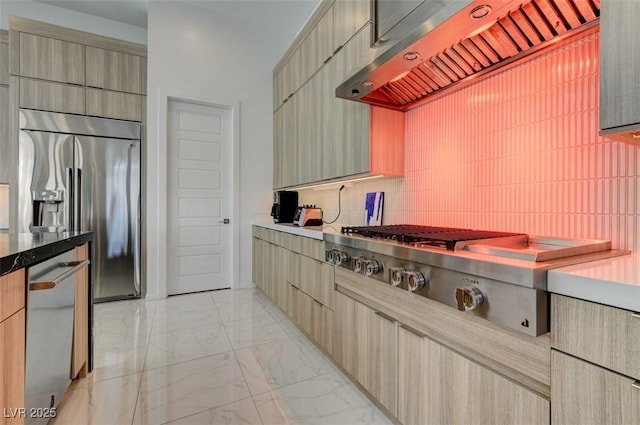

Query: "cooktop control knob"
(352, 257), (365, 274)
(455, 286), (484, 311)
(388, 267), (405, 287)
(326, 249), (336, 264)
(335, 251), (350, 266)
(364, 259), (382, 277)
(404, 271), (426, 292)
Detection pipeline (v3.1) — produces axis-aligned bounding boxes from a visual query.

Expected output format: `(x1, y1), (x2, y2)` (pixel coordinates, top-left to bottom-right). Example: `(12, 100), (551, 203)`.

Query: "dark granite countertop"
(0, 231), (93, 275)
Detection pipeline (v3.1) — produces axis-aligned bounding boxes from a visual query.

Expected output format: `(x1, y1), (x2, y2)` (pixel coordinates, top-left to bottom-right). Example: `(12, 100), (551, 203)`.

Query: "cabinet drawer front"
(552, 350), (640, 425)
(0, 41), (8, 85)
(0, 269), (25, 322)
(86, 88), (142, 121)
(552, 295), (640, 379)
(20, 78), (85, 114)
(20, 32), (85, 84)
(86, 46), (145, 94)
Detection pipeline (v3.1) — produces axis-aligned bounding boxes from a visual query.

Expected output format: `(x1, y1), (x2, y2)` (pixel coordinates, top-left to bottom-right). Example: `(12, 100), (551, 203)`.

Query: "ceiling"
(34, 0), (321, 39)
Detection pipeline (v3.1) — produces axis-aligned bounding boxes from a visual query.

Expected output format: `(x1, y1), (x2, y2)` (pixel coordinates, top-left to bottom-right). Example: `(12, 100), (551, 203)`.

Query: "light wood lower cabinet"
(72, 243), (89, 379)
(398, 325), (550, 425)
(19, 78), (85, 115)
(552, 350), (639, 425)
(0, 269), (26, 425)
(253, 228), (333, 356)
(552, 294), (640, 379)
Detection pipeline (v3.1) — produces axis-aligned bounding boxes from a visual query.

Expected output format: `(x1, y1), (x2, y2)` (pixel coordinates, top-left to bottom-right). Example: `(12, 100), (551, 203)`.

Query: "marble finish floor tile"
(235, 335), (335, 395)
(154, 292), (217, 313)
(55, 288), (390, 425)
(211, 288), (267, 304)
(51, 373), (142, 425)
(253, 372), (394, 425)
(152, 306), (223, 335)
(145, 324), (233, 370)
(134, 352), (251, 424)
(225, 320), (295, 350)
(165, 398), (263, 425)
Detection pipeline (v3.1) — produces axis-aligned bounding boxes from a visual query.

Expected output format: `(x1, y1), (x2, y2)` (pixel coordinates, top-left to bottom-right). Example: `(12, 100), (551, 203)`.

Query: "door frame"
(150, 89), (240, 299)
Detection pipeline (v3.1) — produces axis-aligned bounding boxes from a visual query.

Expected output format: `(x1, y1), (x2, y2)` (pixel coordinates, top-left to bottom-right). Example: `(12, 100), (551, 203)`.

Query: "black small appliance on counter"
(271, 190), (298, 223)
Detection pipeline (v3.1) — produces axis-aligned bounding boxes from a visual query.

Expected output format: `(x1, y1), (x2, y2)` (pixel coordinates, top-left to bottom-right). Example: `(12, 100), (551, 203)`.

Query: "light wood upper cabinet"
(333, 0), (371, 51)
(398, 325), (550, 425)
(0, 32), (8, 85)
(552, 350), (640, 425)
(0, 85), (9, 184)
(86, 88), (142, 121)
(600, 0), (640, 133)
(86, 47), (145, 94)
(20, 78), (85, 115)
(19, 33), (85, 85)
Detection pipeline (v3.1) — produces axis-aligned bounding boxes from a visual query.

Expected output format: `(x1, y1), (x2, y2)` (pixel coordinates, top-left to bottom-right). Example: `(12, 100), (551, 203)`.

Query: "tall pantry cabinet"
(6, 16), (147, 231)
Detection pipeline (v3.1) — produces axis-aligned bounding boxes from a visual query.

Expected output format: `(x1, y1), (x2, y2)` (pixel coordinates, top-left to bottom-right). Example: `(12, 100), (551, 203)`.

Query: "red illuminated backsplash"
(300, 31), (639, 253)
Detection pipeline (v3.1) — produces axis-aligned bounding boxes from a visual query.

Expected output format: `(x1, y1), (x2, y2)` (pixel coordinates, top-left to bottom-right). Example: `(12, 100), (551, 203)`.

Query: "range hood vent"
(338, 0), (600, 111)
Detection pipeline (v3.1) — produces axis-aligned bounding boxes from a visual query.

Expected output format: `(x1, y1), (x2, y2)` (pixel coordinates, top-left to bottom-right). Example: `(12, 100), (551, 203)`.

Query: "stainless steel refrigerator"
(18, 109), (141, 302)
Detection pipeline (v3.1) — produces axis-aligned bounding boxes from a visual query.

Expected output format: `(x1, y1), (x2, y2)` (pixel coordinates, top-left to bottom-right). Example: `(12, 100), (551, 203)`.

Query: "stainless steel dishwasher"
(25, 249), (89, 424)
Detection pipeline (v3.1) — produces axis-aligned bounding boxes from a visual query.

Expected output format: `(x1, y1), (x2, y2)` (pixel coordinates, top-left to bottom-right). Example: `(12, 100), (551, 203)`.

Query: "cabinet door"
(0, 41), (8, 85)
(299, 256), (328, 304)
(332, 291), (359, 377)
(361, 309), (398, 416)
(86, 47), (145, 94)
(86, 88), (142, 121)
(19, 33), (85, 84)
(20, 78), (85, 115)
(273, 107), (283, 189)
(0, 85), (8, 184)
(273, 245), (287, 311)
(296, 289), (314, 336)
(72, 243), (89, 379)
(0, 268), (26, 425)
(281, 95), (298, 187)
(600, 0), (640, 130)
(398, 326), (550, 425)
(326, 26), (371, 179)
(333, 0), (371, 52)
(552, 350), (640, 425)
(1, 309), (25, 425)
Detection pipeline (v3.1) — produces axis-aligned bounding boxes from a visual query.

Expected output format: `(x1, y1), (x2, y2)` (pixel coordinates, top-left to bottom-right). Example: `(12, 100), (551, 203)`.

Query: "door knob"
(219, 218), (230, 224)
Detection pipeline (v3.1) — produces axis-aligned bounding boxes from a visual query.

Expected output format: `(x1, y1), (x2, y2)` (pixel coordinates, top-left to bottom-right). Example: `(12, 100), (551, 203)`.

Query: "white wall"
(146, 1), (283, 298)
(0, 0), (146, 44)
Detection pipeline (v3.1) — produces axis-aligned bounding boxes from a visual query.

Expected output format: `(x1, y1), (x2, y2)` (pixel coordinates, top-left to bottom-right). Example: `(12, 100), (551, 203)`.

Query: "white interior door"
(167, 100), (233, 295)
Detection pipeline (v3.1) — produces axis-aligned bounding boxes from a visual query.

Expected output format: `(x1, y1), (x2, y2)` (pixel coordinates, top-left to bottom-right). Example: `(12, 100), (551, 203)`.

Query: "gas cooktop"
(341, 225), (525, 250)
(327, 224), (625, 336)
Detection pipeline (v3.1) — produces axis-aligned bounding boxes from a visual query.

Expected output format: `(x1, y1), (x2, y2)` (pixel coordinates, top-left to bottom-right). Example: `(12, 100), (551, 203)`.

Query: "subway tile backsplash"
(299, 32), (640, 252)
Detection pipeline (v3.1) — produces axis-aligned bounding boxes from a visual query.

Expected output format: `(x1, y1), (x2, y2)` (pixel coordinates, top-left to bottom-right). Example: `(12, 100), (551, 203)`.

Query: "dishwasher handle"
(30, 260), (90, 291)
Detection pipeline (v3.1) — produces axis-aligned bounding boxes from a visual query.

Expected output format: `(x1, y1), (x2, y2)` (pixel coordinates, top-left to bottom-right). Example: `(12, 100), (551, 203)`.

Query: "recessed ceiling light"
(403, 51), (420, 61)
(469, 4), (492, 19)
(362, 81), (374, 88)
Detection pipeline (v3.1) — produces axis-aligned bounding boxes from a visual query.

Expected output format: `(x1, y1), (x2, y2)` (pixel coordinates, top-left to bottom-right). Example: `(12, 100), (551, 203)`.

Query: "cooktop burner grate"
(341, 225), (525, 250)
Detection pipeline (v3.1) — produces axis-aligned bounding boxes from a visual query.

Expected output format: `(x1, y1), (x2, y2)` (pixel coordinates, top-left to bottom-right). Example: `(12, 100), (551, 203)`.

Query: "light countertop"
(548, 253), (640, 312)
(253, 221), (324, 240)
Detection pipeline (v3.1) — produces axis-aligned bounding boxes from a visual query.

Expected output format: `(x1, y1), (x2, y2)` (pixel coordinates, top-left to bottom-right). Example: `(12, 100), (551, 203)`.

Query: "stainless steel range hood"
(337, 0), (600, 111)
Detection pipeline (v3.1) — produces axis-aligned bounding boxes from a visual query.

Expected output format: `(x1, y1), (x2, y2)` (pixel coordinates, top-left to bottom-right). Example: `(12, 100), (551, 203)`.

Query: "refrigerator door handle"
(67, 167), (74, 231)
(76, 168), (82, 231)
